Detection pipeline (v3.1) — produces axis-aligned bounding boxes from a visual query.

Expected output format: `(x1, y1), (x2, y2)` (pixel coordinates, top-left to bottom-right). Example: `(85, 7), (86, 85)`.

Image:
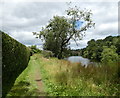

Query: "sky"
(0, 0), (119, 50)
(75, 20), (84, 30)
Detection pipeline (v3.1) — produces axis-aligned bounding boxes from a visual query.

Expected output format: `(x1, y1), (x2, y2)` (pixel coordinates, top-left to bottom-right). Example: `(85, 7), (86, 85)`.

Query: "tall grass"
(38, 54), (120, 96)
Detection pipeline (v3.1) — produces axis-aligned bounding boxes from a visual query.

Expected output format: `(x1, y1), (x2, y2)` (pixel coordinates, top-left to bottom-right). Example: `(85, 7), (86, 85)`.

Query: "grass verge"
(37, 54), (120, 96)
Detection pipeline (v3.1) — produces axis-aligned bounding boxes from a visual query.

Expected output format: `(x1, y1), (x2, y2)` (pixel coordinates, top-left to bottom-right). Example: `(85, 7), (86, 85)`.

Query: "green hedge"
(2, 32), (30, 97)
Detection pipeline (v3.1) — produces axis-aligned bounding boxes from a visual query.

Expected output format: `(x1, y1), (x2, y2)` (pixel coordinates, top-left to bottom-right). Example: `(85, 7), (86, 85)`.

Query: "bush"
(101, 46), (119, 65)
(41, 50), (54, 58)
(2, 32), (30, 97)
(29, 45), (41, 56)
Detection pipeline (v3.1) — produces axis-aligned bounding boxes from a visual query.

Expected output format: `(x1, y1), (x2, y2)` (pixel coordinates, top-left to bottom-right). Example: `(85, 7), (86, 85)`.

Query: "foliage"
(37, 54), (119, 96)
(41, 16), (70, 59)
(71, 36), (120, 62)
(101, 46), (119, 65)
(6, 54), (120, 96)
(41, 50), (54, 58)
(33, 5), (95, 59)
(29, 45), (41, 55)
(2, 32), (30, 97)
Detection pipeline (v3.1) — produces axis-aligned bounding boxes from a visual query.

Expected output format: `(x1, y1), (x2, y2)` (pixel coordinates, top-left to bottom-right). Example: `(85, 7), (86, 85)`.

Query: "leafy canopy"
(33, 5), (95, 59)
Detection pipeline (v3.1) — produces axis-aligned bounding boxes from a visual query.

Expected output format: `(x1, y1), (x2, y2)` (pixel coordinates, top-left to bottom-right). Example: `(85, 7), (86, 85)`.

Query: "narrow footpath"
(7, 54), (47, 96)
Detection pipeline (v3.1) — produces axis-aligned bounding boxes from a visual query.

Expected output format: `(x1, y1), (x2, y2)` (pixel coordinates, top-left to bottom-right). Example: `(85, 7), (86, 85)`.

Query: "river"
(67, 56), (95, 67)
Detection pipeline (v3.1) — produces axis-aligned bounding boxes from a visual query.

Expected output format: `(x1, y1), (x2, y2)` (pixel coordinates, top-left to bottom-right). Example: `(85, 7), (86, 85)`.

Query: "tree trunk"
(58, 42), (64, 59)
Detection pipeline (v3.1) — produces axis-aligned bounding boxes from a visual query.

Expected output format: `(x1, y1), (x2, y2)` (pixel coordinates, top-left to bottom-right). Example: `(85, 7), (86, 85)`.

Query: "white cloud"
(2, 0), (119, 2)
(0, 1), (118, 49)
(98, 22), (117, 31)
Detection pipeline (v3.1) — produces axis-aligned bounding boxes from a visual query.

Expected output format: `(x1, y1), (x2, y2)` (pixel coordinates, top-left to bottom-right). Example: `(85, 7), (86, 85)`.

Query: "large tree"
(33, 6), (95, 59)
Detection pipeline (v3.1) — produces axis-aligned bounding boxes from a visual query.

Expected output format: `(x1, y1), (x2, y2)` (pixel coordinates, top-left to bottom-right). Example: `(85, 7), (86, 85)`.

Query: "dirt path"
(34, 69), (47, 96)
(33, 56), (48, 96)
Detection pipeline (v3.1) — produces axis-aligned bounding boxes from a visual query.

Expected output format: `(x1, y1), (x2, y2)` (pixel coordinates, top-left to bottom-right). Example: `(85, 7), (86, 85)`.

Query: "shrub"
(2, 32), (30, 97)
(29, 45), (41, 56)
(101, 46), (119, 65)
(41, 50), (54, 58)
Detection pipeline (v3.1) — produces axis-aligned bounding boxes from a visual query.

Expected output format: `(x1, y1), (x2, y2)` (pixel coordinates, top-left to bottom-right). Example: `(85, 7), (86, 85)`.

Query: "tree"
(115, 36), (120, 55)
(33, 6), (95, 59)
(29, 45), (41, 55)
(101, 46), (119, 65)
(35, 16), (71, 58)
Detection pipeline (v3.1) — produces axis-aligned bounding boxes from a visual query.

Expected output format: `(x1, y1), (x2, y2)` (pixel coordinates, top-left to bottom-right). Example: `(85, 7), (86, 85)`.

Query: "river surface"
(67, 56), (91, 67)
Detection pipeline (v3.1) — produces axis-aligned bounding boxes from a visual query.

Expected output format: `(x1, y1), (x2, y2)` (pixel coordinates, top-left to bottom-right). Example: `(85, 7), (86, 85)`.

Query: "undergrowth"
(38, 54), (120, 96)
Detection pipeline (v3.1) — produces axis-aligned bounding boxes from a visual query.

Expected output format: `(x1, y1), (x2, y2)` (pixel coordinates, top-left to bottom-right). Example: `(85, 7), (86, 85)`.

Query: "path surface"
(7, 54), (47, 96)
(33, 57), (47, 96)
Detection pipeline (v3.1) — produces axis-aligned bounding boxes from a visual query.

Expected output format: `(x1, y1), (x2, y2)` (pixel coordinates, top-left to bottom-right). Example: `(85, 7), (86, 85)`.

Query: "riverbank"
(38, 54), (119, 96)
(7, 54), (119, 96)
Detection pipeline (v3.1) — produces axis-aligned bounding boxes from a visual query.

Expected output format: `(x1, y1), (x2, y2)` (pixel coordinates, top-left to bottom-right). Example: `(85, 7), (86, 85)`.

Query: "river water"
(67, 56), (92, 67)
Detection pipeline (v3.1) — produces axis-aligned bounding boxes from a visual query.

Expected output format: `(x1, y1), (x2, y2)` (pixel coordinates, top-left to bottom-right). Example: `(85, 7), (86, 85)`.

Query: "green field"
(7, 54), (119, 96)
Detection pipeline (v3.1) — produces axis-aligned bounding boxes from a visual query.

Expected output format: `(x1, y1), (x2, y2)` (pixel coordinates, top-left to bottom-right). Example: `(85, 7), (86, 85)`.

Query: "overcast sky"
(0, 0), (119, 49)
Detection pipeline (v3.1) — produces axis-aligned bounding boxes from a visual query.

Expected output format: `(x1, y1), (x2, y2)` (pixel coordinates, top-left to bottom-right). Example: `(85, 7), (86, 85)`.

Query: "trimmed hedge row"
(2, 32), (30, 97)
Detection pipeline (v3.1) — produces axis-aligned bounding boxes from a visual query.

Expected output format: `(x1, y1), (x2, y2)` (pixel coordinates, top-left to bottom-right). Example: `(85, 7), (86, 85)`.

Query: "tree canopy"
(72, 36), (120, 63)
(33, 6), (95, 59)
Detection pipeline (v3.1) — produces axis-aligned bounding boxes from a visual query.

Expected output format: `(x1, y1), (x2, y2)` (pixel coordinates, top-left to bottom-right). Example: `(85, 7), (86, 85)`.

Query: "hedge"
(2, 32), (30, 97)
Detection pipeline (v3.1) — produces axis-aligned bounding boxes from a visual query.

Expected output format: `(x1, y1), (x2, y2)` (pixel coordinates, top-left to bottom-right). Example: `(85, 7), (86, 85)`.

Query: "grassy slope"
(7, 54), (119, 96)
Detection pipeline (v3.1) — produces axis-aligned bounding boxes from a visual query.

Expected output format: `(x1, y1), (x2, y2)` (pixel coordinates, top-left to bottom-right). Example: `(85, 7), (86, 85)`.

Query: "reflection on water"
(67, 56), (91, 67)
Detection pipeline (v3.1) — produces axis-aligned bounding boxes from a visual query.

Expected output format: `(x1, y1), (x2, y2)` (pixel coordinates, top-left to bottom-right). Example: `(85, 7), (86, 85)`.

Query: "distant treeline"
(70, 36), (120, 63)
(2, 32), (31, 97)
